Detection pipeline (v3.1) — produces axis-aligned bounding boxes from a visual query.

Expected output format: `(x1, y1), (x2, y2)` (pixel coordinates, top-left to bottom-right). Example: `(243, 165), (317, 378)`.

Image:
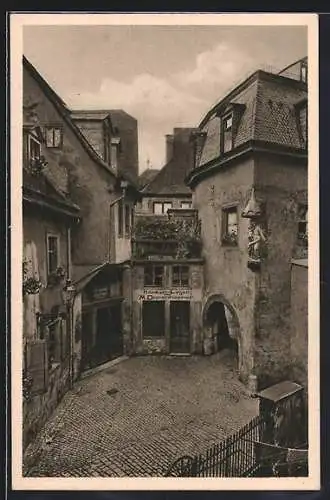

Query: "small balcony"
(132, 212), (202, 260)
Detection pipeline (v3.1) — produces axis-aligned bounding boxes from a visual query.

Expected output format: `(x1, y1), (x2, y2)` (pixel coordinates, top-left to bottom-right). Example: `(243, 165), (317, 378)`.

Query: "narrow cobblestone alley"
(23, 350), (258, 477)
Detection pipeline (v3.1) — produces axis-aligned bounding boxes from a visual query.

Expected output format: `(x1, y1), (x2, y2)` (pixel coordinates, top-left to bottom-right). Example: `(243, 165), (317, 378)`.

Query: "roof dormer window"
(301, 62), (307, 83)
(222, 113), (233, 153)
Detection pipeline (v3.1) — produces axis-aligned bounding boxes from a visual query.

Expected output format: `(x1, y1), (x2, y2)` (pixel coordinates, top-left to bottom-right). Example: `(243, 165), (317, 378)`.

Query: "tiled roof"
(23, 169), (80, 216)
(70, 110), (110, 121)
(23, 57), (138, 193)
(143, 128), (196, 195)
(138, 169), (160, 189)
(291, 258), (308, 268)
(72, 262), (123, 292)
(196, 70), (307, 170)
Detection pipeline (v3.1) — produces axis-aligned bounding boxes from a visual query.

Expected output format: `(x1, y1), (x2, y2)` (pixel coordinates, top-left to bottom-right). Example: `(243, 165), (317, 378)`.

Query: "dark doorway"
(142, 301), (165, 338)
(92, 304), (123, 368)
(170, 301), (190, 354)
(206, 301), (238, 352)
(81, 310), (94, 370)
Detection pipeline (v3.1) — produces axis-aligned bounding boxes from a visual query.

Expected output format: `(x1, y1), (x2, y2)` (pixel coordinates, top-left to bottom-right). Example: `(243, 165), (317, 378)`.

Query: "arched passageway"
(203, 295), (240, 369)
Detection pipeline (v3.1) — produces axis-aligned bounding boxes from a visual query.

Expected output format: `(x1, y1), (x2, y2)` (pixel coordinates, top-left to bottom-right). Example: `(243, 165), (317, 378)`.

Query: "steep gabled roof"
(195, 69), (307, 170)
(23, 57), (138, 193)
(23, 169), (81, 218)
(70, 110), (111, 121)
(142, 159), (192, 195)
(142, 128), (196, 196)
(138, 168), (160, 189)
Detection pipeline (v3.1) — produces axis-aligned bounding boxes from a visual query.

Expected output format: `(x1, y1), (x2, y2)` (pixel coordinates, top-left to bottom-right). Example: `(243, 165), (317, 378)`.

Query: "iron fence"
(165, 415), (265, 477)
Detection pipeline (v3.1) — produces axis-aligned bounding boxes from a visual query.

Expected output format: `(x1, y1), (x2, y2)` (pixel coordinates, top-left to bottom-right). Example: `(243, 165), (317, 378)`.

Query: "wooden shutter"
(26, 339), (48, 395)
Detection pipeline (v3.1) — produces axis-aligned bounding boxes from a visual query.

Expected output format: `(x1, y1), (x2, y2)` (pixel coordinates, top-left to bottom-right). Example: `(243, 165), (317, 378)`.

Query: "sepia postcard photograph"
(9, 12), (320, 492)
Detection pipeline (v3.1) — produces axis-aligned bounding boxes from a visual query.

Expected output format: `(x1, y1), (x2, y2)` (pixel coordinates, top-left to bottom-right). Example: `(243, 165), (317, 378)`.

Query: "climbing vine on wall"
(133, 216), (202, 259)
(22, 260), (42, 295)
(28, 156), (48, 176)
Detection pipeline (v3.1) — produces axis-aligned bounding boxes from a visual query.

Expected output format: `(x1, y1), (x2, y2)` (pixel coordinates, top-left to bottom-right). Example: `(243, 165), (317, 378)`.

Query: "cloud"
(67, 42), (257, 171)
(68, 73), (208, 169)
(175, 42), (256, 99)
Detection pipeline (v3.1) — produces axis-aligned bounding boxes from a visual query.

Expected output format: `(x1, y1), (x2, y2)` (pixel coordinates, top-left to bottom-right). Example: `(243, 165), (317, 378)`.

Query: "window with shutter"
(47, 234), (60, 275)
(26, 339), (48, 395)
(118, 199), (124, 238)
(222, 114), (233, 153)
(45, 126), (63, 148)
(222, 206), (239, 246)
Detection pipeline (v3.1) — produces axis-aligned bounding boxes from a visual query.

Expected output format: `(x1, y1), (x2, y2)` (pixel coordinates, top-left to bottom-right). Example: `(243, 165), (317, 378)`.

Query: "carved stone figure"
(248, 221), (267, 261)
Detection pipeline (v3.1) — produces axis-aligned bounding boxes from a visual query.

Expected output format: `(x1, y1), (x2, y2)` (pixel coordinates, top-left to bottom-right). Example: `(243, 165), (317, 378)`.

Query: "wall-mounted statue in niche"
(248, 220), (267, 262)
(242, 187), (267, 269)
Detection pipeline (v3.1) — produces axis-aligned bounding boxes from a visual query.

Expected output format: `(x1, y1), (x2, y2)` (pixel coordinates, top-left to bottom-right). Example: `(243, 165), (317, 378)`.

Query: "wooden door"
(170, 301), (190, 354)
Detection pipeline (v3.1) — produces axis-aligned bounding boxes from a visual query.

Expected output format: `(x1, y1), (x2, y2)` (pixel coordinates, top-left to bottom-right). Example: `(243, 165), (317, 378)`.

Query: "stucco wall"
(290, 264), (308, 389)
(254, 155), (307, 387)
(23, 211), (69, 340)
(24, 67), (118, 267)
(192, 157), (257, 382)
(72, 292), (83, 380)
(23, 361), (70, 450)
(24, 212), (69, 285)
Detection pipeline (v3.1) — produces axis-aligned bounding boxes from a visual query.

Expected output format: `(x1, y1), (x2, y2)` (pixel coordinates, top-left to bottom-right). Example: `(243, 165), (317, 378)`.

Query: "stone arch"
(202, 294), (242, 372)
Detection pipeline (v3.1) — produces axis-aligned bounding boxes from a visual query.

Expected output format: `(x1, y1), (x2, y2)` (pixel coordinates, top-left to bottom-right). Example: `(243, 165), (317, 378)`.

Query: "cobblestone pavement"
(23, 350), (258, 477)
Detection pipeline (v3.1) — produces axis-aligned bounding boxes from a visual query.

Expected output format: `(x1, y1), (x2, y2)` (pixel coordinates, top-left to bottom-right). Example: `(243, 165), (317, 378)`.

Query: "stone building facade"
(290, 259), (308, 389)
(128, 210), (204, 355)
(22, 56), (140, 446)
(187, 63), (308, 390)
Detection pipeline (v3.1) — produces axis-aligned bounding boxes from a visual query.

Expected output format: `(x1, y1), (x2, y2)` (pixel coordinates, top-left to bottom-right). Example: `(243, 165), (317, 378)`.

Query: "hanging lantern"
(242, 188), (262, 218)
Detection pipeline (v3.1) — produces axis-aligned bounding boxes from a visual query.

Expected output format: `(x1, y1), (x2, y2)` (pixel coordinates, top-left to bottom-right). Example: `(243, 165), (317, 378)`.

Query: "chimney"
(165, 134), (174, 163)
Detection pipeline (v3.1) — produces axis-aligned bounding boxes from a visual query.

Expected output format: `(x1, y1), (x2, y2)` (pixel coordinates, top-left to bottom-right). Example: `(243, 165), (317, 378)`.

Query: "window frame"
(46, 233), (60, 276)
(172, 265), (190, 287)
(117, 199), (124, 238)
(180, 201), (192, 210)
(144, 264), (164, 287)
(44, 125), (63, 149)
(297, 204), (308, 243)
(300, 62), (307, 83)
(28, 134), (41, 160)
(222, 205), (239, 246)
(110, 137), (120, 171)
(221, 113), (234, 154)
(153, 201), (173, 215)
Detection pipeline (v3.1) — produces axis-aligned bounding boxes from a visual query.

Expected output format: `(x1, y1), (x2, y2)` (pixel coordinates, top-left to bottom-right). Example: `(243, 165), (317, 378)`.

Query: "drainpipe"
(64, 224), (77, 387)
(66, 226), (72, 280)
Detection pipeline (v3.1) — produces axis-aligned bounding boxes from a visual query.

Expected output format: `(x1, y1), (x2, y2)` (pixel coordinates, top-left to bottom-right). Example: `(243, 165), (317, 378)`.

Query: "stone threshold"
(168, 353), (192, 357)
(80, 355), (129, 380)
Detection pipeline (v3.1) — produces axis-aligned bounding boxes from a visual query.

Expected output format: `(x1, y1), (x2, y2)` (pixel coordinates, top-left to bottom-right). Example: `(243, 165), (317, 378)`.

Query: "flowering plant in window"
(23, 368), (33, 401)
(222, 231), (238, 246)
(22, 260), (42, 295)
(47, 265), (66, 287)
(28, 155), (48, 176)
(297, 230), (308, 247)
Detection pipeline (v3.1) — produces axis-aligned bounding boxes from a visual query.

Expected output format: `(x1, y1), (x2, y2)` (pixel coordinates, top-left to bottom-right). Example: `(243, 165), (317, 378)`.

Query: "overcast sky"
(23, 24), (307, 173)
